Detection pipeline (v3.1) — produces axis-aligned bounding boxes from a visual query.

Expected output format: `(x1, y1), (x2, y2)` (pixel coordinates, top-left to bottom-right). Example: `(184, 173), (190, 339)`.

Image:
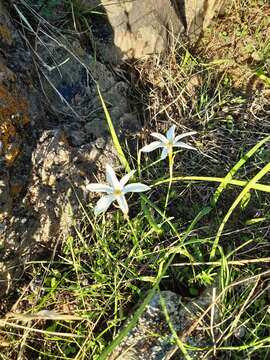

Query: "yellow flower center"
(113, 189), (122, 196)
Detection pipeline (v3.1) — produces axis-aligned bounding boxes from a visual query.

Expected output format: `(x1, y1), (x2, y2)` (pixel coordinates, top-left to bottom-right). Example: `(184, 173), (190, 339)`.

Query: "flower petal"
(141, 141), (164, 153)
(160, 147), (168, 160)
(174, 141), (196, 150)
(94, 194), (114, 215)
(174, 131), (197, 143)
(116, 194), (129, 214)
(150, 132), (168, 144)
(120, 170), (136, 187)
(86, 183), (112, 193)
(166, 125), (176, 143)
(106, 164), (121, 189)
(123, 183), (151, 193)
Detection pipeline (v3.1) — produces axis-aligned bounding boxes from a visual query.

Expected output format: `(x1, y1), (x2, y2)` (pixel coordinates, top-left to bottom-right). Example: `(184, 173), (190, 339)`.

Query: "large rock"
(0, 2), (139, 294)
(35, 34), (138, 147)
(101, 0), (184, 61)
(110, 288), (217, 360)
(0, 2), (45, 292)
(81, 0), (225, 62)
(186, 0), (226, 38)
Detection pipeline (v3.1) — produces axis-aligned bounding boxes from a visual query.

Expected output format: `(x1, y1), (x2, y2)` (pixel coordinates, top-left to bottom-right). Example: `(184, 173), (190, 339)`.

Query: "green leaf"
(154, 176), (270, 193)
(97, 86), (130, 172)
(211, 135), (270, 206)
(245, 217), (266, 225)
(210, 160), (270, 260)
(240, 192), (251, 210)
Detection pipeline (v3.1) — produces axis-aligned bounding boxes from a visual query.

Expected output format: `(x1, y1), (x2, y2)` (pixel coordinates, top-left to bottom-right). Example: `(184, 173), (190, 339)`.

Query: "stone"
(84, 0), (185, 62)
(0, 2), (140, 294)
(36, 35), (138, 142)
(0, 164), (11, 221)
(185, 0), (226, 39)
(80, 0), (225, 62)
(0, 2), (47, 292)
(109, 287), (217, 360)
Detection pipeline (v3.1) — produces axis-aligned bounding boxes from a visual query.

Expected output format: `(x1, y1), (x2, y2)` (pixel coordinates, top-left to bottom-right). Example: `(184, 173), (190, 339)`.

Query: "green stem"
(138, 149), (142, 180)
(126, 216), (142, 258)
(164, 149), (174, 215)
(159, 290), (192, 360)
(98, 207), (207, 360)
(138, 149), (163, 235)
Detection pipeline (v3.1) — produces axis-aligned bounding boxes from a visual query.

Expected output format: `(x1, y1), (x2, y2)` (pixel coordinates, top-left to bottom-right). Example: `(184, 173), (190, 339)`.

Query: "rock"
(109, 288), (217, 360)
(0, 163), (11, 221)
(0, 2), (46, 293)
(82, 0), (184, 62)
(80, 0), (225, 62)
(35, 32), (140, 167)
(36, 34), (139, 145)
(185, 0), (226, 39)
(1, 125), (118, 294)
(0, 2), (140, 294)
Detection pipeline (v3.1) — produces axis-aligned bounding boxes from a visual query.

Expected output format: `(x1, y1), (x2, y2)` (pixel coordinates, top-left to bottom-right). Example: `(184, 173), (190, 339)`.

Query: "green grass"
(2, 96), (269, 359)
(1, 0), (270, 359)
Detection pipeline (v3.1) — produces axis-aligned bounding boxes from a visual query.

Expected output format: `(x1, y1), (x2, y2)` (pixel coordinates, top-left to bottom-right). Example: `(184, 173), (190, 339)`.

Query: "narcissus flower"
(141, 125), (197, 160)
(86, 164), (150, 215)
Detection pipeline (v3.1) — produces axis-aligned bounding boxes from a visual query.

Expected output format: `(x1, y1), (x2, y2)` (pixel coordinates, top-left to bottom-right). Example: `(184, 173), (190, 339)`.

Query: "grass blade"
(210, 161), (270, 259)
(97, 262), (164, 360)
(154, 176), (270, 193)
(97, 207), (207, 360)
(97, 85), (130, 172)
(211, 135), (270, 205)
(159, 291), (192, 360)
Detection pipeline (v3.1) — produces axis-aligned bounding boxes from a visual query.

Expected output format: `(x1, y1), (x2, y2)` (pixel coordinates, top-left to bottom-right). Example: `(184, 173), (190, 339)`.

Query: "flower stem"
(126, 215), (142, 258)
(163, 149), (174, 215)
(138, 149), (142, 180)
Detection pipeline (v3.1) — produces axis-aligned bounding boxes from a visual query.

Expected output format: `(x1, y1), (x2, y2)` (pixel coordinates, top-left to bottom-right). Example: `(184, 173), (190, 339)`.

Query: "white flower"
(141, 125), (197, 160)
(86, 164), (150, 216)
